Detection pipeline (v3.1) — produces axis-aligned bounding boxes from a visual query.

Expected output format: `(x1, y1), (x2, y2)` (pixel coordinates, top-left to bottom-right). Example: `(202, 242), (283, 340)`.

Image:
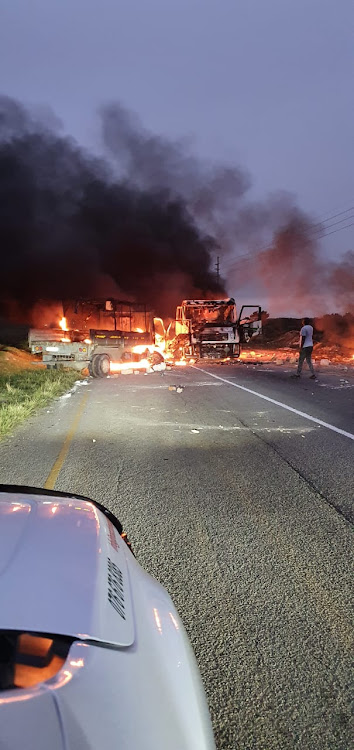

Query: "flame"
(175, 360), (187, 366)
(110, 359), (150, 373)
(134, 328), (144, 333)
(153, 317), (166, 351)
(132, 343), (166, 357)
(154, 333), (166, 351)
(132, 344), (154, 355)
(61, 337), (71, 343)
(59, 317), (68, 331)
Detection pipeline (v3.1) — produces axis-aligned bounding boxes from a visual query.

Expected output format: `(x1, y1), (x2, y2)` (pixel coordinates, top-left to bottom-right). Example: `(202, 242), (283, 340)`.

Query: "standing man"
(293, 317), (317, 379)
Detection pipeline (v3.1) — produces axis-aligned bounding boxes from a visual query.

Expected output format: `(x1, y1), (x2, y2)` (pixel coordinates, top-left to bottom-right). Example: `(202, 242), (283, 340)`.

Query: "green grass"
(0, 369), (80, 438)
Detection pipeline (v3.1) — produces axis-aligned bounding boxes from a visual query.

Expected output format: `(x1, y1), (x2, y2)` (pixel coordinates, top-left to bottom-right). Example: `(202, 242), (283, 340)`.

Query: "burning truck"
(29, 297), (263, 375)
(29, 300), (166, 377)
(167, 299), (262, 360)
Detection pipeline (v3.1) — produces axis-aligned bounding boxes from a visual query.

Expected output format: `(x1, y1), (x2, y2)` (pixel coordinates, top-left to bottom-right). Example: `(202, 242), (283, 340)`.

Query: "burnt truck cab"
(174, 299), (262, 359)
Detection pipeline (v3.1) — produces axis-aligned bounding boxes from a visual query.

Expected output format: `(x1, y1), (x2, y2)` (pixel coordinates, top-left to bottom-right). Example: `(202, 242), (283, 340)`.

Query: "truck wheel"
(97, 354), (110, 377)
(90, 354), (102, 378)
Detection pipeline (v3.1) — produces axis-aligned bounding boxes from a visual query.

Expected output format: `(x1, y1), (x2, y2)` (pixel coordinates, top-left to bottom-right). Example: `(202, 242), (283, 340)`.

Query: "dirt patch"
(0, 346), (42, 374)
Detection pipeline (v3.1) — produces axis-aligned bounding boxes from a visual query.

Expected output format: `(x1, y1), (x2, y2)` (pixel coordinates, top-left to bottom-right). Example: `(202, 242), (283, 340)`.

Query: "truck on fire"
(29, 297), (263, 375)
(29, 300), (165, 377)
(168, 298), (262, 360)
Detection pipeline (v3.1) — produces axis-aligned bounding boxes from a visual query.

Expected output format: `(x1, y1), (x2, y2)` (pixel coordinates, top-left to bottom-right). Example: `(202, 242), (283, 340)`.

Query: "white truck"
(29, 300), (165, 377)
(169, 298), (262, 360)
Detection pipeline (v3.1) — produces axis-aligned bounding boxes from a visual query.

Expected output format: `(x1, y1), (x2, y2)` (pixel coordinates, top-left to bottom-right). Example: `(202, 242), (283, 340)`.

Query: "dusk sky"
(1, 0), (353, 312)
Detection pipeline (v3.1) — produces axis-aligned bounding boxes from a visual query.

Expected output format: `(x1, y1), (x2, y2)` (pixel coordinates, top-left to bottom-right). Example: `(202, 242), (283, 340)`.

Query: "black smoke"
(0, 96), (226, 321)
(95, 103), (354, 317)
(100, 102), (292, 255)
(1, 95), (353, 323)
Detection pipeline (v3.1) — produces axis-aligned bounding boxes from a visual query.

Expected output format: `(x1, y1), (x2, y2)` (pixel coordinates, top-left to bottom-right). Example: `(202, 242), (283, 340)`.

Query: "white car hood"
(0, 492), (134, 647)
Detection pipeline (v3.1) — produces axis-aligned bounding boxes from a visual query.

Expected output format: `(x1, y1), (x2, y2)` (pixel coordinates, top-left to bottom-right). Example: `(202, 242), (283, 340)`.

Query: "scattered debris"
(152, 362), (166, 372)
(168, 385), (184, 393)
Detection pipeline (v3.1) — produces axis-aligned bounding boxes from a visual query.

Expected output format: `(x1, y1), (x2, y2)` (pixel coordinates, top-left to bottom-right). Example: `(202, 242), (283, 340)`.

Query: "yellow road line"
(44, 392), (89, 490)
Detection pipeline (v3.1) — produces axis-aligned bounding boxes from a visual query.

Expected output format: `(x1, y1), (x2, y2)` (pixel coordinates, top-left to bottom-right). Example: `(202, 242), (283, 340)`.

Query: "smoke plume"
(0, 95), (353, 324)
(98, 103), (354, 317)
(0, 96), (225, 321)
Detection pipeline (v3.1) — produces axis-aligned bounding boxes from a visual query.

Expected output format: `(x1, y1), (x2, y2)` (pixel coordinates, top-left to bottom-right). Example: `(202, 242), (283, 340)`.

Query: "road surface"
(0, 360), (353, 750)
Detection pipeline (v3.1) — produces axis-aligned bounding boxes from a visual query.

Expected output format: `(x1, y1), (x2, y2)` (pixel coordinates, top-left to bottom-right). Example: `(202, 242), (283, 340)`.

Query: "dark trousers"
(297, 346), (315, 375)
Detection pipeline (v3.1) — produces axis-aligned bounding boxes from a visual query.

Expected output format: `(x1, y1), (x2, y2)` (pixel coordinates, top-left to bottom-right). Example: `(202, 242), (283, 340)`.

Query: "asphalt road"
(0, 361), (353, 750)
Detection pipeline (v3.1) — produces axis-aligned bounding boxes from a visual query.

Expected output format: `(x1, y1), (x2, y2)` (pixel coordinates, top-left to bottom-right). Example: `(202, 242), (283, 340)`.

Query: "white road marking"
(194, 366), (354, 442)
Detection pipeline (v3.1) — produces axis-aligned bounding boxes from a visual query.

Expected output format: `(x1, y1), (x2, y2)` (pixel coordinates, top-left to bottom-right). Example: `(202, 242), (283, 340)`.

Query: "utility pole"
(215, 256), (220, 285)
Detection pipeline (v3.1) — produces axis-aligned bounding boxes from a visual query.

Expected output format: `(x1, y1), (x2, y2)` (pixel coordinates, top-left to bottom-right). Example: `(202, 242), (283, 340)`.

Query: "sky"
(0, 0), (353, 312)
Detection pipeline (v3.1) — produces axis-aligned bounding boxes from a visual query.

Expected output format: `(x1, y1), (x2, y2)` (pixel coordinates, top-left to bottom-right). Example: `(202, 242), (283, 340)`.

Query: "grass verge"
(0, 369), (80, 438)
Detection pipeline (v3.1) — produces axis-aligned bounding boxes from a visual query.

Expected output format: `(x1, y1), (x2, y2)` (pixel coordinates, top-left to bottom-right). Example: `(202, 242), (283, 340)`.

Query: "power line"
(228, 219), (354, 266)
(312, 205), (354, 227)
(314, 199), (354, 222)
(312, 215), (354, 234)
(319, 221), (354, 239)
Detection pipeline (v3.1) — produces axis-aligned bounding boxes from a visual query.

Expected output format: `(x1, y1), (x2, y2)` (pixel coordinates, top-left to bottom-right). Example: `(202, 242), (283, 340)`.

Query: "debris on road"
(168, 385), (185, 393)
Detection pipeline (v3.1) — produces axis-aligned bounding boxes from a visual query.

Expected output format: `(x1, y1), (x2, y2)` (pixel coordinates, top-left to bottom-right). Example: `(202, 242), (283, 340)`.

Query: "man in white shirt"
(293, 317), (317, 379)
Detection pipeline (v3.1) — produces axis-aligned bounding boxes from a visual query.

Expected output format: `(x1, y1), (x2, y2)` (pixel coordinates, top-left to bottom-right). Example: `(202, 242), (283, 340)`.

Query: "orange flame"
(132, 344), (154, 355)
(59, 317), (68, 331)
(132, 343), (166, 357)
(110, 359), (150, 373)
